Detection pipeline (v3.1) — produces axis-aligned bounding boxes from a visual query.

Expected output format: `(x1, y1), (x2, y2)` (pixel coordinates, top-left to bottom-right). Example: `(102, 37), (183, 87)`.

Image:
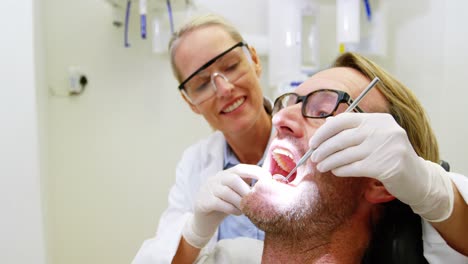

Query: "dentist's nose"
(272, 104), (305, 139)
(212, 73), (234, 98)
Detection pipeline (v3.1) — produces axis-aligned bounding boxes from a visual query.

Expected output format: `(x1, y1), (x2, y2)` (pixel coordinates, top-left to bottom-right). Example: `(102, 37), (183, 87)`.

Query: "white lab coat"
(133, 131), (225, 264)
(132, 131), (468, 264)
(422, 172), (468, 263)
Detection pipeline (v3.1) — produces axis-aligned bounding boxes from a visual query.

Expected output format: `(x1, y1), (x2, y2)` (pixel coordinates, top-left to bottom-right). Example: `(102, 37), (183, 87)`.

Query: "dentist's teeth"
(272, 149), (296, 172)
(223, 98), (245, 113)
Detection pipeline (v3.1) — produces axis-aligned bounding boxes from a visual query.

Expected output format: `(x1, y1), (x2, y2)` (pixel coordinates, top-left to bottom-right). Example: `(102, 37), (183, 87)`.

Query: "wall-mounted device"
(68, 66), (88, 96)
(337, 0), (387, 56)
(104, 0), (193, 53)
(269, 0), (320, 96)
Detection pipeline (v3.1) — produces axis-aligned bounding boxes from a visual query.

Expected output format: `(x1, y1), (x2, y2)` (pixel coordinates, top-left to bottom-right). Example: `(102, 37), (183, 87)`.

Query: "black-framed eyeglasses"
(272, 89), (364, 118)
(178, 42), (247, 91)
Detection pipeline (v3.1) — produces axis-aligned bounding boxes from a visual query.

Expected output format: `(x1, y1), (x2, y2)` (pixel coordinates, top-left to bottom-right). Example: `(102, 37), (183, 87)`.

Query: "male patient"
(194, 52), (467, 264)
(240, 52), (465, 264)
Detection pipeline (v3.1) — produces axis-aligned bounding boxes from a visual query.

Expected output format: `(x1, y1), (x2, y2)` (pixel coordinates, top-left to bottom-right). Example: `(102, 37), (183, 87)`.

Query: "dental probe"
(281, 76), (381, 183)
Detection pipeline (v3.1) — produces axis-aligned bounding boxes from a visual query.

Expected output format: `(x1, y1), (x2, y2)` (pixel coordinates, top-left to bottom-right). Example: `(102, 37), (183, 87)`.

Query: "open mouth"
(271, 148), (297, 183)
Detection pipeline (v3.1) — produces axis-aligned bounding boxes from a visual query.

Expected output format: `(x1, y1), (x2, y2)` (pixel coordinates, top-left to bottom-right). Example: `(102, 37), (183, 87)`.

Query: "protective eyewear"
(178, 42), (252, 105)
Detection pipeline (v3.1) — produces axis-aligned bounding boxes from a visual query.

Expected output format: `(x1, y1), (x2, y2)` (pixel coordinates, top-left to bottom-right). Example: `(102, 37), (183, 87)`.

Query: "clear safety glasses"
(272, 89), (364, 119)
(178, 42), (253, 105)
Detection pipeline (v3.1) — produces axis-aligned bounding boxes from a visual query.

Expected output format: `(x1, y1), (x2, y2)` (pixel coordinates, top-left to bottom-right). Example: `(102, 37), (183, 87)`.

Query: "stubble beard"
(241, 171), (364, 240)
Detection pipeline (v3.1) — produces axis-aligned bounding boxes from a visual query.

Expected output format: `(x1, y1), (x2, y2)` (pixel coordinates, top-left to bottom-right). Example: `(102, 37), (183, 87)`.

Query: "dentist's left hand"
(182, 164), (271, 248)
(308, 113), (453, 222)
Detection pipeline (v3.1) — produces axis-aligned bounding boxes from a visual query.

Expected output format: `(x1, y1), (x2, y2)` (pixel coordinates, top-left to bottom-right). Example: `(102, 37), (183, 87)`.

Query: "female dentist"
(135, 14), (273, 264)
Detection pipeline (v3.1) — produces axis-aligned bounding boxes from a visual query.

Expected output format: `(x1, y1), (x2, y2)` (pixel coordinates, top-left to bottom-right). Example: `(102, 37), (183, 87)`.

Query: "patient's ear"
(364, 179), (395, 204)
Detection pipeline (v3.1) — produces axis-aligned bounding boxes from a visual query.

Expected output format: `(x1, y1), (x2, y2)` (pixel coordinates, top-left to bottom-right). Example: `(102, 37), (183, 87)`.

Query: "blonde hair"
(168, 14), (244, 83)
(332, 52), (439, 162)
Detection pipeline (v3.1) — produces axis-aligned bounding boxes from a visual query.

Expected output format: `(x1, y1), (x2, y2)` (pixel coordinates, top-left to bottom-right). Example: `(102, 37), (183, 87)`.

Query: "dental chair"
(361, 160), (451, 264)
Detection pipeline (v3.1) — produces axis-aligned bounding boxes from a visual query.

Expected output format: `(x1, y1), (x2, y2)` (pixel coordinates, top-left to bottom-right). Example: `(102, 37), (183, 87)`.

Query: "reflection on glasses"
(178, 42), (252, 105)
(272, 89), (364, 118)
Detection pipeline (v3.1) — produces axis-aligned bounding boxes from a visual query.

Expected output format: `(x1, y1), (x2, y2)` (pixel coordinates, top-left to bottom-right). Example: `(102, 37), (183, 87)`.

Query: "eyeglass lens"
(273, 90), (341, 118)
(304, 90), (340, 117)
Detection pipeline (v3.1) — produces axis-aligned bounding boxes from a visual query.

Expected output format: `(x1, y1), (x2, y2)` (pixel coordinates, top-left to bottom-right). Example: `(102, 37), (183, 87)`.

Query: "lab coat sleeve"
(132, 159), (194, 264)
(132, 133), (224, 264)
(422, 172), (468, 263)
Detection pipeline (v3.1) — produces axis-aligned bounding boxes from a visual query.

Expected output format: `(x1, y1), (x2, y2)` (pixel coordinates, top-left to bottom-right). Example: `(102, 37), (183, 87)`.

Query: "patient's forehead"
(295, 67), (388, 112)
(295, 67), (368, 97)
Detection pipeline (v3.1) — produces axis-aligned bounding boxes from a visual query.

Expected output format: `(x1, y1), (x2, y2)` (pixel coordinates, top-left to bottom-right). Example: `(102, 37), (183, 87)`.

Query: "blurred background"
(1, 0), (468, 263)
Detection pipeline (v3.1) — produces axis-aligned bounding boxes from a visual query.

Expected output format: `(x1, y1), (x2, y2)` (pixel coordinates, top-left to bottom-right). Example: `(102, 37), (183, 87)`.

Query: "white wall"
(439, 0), (468, 175)
(0, 1), (47, 263)
(40, 0), (468, 264)
(381, 0), (468, 174)
(43, 0), (212, 263)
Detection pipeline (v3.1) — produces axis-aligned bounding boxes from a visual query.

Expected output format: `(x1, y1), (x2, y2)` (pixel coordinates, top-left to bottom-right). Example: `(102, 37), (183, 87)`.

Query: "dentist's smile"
(221, 97), (245, 114)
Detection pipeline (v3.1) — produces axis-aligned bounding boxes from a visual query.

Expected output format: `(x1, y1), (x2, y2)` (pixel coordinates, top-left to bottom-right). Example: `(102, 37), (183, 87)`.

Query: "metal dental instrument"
(282, 76), (380, 183)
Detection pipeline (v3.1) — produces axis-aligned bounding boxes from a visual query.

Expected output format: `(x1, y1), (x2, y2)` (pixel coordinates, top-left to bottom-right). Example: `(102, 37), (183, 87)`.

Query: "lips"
(221, 97), (245, 113)
(271, 148), (297, 182)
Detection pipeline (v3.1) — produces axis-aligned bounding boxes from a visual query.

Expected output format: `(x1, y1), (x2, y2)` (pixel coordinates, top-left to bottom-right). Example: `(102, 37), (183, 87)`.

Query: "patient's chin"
(241, 191), (287, 233)
(240, 181), (315, 234)
(242, 178), (299, 217)
(242, 170), (368, 239)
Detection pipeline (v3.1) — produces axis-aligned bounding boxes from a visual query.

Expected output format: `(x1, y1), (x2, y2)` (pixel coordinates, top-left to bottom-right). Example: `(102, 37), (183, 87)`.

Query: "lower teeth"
(273, 174), (289, 183)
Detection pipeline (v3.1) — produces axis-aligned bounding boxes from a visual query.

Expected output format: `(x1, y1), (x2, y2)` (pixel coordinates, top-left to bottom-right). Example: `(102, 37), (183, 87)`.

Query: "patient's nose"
(272, 104), (304, 139)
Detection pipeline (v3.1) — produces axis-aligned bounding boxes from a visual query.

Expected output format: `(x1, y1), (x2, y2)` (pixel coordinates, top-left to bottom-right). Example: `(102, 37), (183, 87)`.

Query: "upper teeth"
(223, 98), (244, 113)
(273, 148), (293, 159)
(272, 148), (295, 172)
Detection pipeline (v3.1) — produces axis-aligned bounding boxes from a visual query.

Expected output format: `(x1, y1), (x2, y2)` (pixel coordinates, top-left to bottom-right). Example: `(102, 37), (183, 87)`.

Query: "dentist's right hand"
(182, 164), (271, 249)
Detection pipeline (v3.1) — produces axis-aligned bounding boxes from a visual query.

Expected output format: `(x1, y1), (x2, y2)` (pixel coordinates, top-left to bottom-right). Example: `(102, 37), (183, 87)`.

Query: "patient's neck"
(261, 217), (370, 264)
